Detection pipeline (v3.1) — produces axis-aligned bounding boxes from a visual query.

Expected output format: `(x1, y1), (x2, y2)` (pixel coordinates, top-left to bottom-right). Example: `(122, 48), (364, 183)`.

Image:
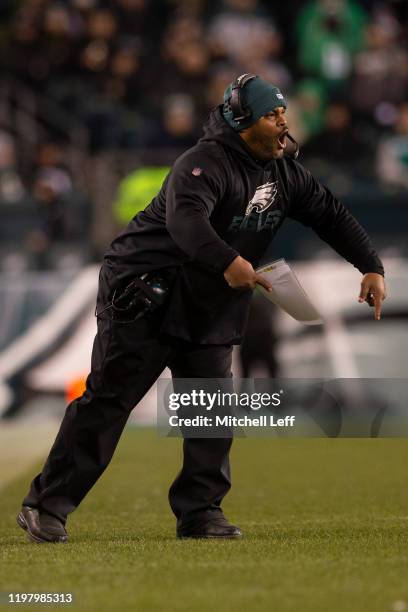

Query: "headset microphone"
(286, 132), (299, 159)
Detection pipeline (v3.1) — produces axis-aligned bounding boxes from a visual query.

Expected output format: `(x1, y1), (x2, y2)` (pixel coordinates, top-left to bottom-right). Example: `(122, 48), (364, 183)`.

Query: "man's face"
(241, 107), (288, 160)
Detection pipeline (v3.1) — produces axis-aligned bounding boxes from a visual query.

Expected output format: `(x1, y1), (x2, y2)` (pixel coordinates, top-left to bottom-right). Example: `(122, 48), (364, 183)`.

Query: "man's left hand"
(358, 273), (387, 320)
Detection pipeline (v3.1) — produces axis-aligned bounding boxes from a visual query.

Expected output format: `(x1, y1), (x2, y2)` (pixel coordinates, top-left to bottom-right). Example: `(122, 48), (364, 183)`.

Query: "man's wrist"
(221, 252), (240, 274)
(362, 270), (385, 277)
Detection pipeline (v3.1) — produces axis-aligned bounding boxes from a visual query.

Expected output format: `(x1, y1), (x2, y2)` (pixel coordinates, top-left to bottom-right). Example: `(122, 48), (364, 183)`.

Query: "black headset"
(229, 73), (258, 123)
(228, 73), (299, 159)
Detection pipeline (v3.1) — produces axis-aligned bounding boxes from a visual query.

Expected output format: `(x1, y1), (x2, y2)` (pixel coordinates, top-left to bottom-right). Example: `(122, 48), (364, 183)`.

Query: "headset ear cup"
(229, 73), (257, 123)
(230, 84), (241, 121)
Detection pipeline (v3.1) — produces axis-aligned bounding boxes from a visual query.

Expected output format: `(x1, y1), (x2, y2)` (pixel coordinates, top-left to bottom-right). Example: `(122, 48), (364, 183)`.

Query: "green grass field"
(1, 429), (408, 612)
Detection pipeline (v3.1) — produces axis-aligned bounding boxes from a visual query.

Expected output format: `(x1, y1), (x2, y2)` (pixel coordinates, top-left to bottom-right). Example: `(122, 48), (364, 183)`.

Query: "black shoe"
(17, 507), (43, 543)
(177, 515), (242, 539)
(17, 506), (68, 543)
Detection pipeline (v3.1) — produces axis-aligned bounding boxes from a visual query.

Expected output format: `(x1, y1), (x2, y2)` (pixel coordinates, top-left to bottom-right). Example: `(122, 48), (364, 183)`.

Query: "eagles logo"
(245, 181), (278, 216)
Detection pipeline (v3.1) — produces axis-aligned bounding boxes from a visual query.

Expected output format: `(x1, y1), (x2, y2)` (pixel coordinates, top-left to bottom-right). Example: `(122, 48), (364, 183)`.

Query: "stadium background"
(0, 1), (407, 611)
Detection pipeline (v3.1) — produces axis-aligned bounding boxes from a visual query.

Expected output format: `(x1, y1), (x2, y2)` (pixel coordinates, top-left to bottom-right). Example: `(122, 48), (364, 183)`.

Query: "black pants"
(23, 265), (233, 526)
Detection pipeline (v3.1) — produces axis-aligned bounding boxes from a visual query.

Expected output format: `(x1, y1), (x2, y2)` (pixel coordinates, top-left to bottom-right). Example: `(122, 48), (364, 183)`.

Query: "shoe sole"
(17, 512), (67, 544)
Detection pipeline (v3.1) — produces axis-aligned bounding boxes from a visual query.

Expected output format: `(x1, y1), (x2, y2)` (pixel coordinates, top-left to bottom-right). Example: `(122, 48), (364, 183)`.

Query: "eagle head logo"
(245, 181), (278, 216)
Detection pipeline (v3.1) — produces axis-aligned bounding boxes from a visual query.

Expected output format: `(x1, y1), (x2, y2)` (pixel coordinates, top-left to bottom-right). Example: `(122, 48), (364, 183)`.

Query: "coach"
(18, 74), (386, 543)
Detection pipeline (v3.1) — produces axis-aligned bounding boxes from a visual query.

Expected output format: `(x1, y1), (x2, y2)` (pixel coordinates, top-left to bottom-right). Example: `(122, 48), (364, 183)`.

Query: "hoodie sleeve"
(166, 151), (239, 273)
(288, 162), (384, 276)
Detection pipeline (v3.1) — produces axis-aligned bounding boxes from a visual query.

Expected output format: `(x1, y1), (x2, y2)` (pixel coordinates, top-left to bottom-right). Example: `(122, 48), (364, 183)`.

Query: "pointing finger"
(374, 293), (383, 321)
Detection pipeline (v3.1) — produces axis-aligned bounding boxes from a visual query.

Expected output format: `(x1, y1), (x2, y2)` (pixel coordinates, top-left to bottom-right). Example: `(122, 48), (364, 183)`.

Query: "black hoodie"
(104, 106), (384, 344)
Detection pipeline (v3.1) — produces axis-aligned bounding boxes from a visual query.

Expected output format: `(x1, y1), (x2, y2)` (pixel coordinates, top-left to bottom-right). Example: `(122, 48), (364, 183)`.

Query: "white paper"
(256, 259), (323, 325)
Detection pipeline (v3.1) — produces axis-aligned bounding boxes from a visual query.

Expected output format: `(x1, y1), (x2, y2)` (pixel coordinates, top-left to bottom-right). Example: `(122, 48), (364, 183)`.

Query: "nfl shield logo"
(192, 167), (202, 176)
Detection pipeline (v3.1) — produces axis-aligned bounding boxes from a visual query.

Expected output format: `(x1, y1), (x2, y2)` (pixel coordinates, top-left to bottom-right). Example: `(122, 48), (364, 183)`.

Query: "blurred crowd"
(0, 0), (407, 268)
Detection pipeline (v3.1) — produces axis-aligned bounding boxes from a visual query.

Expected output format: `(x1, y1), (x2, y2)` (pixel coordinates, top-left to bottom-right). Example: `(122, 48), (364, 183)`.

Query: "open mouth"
(277, 130), (288, 149)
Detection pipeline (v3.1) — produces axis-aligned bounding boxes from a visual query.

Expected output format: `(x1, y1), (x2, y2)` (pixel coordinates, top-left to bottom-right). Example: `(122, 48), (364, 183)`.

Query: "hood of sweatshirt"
(198, 105), (276, 172)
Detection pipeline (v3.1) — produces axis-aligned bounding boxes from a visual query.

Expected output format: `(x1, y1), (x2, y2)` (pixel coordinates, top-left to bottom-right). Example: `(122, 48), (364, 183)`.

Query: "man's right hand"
(223, 256), (272, 291)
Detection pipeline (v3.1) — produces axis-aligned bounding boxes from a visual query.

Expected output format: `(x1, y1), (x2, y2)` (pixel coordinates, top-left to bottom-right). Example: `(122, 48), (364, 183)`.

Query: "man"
(17, 74), (386, 543)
